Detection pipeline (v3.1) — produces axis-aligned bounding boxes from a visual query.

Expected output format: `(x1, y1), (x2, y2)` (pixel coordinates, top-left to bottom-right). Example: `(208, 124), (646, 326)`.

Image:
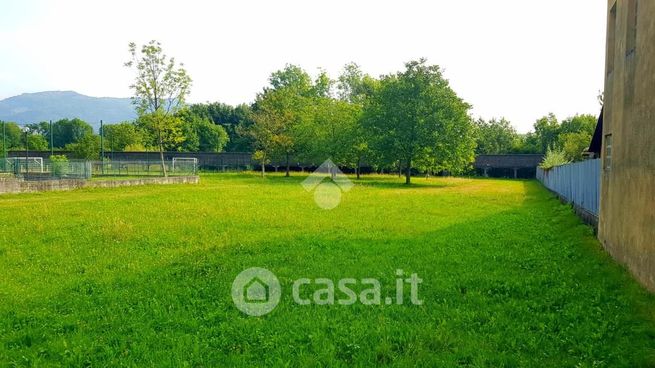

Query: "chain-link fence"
(91, 160), (197, 177)
(0, 158), (91, 180)
(0, 158), (197, 180)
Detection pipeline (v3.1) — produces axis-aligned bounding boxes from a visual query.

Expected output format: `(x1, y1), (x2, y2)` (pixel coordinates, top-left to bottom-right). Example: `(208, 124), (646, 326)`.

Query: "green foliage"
(27, 134), (49, 151)
(246, 65), (318, 175)
(49, 154), (69, 177)
(474, 118), (519, 154)
(514, 113), (598, 155)
(137, 112), (186, 152)
(363, 59), (474, 183)
(39, 118), (93, 148)
(178, 111), (229, 152)
(103, 122), (145, 152)
(559, 131), (592, 162)
(187, 103), (253, 151)
(539, 147), (571, 170)
(125, 40), (192, 116)
(126, 40), (192, 176)
(65, 134), (100, 160)
(0, 122), (24, 151)
(0, 174), (654, 366)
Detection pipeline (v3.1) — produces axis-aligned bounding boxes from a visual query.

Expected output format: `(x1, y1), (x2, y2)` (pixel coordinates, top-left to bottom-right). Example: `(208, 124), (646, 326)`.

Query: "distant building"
(600, 0), (655, 290)
(473, 154), (544, 179)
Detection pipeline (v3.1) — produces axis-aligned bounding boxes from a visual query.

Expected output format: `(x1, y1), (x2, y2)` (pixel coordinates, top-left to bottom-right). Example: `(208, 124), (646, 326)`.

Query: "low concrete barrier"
(0, 176), (199, 195)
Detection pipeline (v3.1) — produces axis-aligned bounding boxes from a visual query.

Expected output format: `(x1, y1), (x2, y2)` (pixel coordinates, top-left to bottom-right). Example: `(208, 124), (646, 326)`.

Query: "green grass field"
(0, 174), (653, 367)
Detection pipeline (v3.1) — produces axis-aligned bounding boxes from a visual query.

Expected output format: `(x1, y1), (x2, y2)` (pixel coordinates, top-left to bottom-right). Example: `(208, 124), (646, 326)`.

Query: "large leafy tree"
(32, 118), (93, 149)
(532, 113), (560, 153)
(178, 110), (229, 152)
(246, 65), (314, 177)
(364, 59), (473, 184)
(474, 118), (519, 154)
(332, 63), (379, 178)
(187, 103), (253, 152)
(125, 40), (191, 176)
(65, 134), (100, 160)
(0, 122), (23, 152)
(102, 122), (146, 152)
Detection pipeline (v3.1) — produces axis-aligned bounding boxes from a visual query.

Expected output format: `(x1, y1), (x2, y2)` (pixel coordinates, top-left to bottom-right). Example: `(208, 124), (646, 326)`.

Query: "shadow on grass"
(3, 181), (654, 366)
(213, 172), (464, 190)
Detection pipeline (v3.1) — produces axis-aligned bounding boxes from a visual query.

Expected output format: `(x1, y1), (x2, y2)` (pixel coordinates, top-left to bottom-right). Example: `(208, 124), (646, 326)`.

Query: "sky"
(0, 0), (607, 133)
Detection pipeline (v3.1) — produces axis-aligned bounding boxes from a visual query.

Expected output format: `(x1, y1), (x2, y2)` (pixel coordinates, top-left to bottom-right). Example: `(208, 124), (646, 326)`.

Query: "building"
(600, 0), (655, 290)
(473, 154), (544, 179)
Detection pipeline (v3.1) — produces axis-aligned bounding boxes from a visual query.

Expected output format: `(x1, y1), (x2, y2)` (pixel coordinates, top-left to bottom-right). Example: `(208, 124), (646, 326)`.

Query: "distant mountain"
(0, 91), (137, 130)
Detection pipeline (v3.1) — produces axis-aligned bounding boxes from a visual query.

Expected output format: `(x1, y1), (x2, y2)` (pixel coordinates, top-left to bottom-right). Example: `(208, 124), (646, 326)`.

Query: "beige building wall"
(601, 0), (655, 291)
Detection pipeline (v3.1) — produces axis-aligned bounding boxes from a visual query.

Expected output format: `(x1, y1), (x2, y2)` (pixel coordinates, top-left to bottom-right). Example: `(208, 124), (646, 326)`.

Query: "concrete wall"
(601, 0), (655, 291)
(0, 176), (199, 195)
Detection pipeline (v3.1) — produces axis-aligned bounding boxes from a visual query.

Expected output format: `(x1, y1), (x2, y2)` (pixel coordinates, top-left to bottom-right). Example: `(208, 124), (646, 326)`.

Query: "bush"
(539, 148), (570, 170)
(49, 155), (69, 178)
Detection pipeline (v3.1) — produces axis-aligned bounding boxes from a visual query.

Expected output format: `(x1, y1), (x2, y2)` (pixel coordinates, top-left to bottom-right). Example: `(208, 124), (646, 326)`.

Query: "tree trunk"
(261, 158), (266, 177)
(405, 158), (412, 185)
(285, 153), (290, 177)
(158, 131), (168, 178)
(356, 157), (361, 180)
(398, 160), (402, 178)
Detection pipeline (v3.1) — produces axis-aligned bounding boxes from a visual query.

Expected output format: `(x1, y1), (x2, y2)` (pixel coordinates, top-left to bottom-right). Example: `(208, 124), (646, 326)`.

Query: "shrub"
(49, 155), (69, 178)
(539, 148), (570, 170)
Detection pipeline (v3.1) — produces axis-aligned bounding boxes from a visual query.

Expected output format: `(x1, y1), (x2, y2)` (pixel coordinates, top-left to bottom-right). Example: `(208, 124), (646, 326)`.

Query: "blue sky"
(0, 0), (607, 132)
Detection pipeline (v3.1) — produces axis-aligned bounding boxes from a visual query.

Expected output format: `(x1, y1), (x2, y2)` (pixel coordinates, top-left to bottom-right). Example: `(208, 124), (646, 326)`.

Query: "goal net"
(172, 157), (198, 174)
(7, 157), (44, 173)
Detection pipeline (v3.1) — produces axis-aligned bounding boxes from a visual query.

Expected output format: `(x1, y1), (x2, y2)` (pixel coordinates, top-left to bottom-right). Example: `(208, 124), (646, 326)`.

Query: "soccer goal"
(172, 157), (198, 174)
(7, 157), (44, 173)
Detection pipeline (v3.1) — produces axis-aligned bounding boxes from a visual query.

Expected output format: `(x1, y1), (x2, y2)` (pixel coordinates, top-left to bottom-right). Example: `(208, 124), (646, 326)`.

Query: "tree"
(136, 112), (186, 152)
(34, 118), (93, 148)
(187, 103), (253, 151)
(245, 65), (314, 177)
(243, 99), (281, 177)
(559, 131), (592, 162)
(533, 113), (560, 152)
(364, 59), (473, 184)
(335, 63), (379, 178)
(103, 122), (145, 152)
(0, 122), (23, 152)
(65, 134), (100, 160)
(125, 40), (192, 176)
(178, 111), (229, 152)
(474, 118), (519, 154)
(559, 114), (597, 136)
(27, 134), (49, 151)
(246, 89), (298, 177)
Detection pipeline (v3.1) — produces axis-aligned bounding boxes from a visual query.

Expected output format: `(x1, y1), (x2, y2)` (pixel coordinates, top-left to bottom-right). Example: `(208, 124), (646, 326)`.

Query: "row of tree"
(0, 114), (229, 160)
(240, 60), (475, 184)
(121, 41), (476, 183)
(2, 41), (599, 181)
(473, 113), (598, 161)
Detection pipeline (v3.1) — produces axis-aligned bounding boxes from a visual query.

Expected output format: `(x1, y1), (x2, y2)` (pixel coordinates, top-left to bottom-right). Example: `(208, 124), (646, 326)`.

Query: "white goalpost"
(7, 157), (44, 173)
(171, 157), (198, 173)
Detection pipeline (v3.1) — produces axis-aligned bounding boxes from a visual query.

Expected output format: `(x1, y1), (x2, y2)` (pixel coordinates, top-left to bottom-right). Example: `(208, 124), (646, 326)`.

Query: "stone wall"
(0, 176), (199, 195)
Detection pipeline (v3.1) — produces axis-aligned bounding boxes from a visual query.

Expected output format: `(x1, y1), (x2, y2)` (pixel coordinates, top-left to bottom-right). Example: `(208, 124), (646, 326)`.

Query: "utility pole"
(49, 120), (53, 157)
(2, 121), (6, 171)
(100, 120), (104, 174)
(24, 126), (29, 180)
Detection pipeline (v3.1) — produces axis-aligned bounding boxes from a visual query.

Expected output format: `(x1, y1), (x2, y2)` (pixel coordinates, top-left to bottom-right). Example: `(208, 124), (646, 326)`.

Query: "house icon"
(244, 277), (269, 303)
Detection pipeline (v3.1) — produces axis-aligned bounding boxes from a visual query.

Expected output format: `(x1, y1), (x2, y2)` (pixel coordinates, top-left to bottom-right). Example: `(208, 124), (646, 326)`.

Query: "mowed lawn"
(0, 174), (653, 367)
